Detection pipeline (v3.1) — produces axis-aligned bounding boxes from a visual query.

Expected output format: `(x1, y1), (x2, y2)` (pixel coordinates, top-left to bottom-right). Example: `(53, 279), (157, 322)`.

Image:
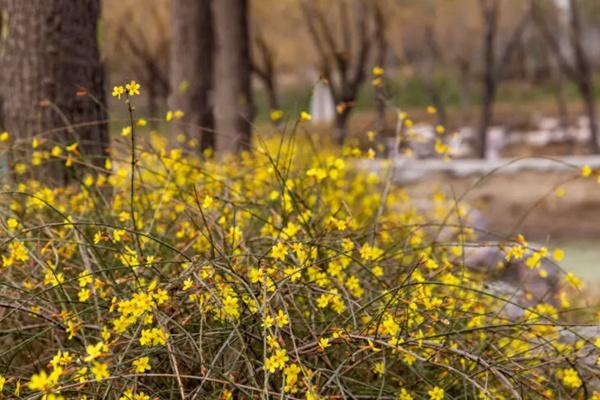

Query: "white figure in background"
(486, 127), (506, 161)
(309, 78), (335, 124)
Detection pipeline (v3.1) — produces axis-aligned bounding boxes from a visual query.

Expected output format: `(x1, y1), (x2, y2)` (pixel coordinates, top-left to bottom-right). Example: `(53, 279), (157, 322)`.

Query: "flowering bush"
(0, 87), (599, 399)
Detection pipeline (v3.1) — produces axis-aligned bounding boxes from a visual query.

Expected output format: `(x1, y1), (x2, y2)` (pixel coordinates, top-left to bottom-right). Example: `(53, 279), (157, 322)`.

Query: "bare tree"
(476, 0), (531, 158)
(252, 31), (281, 118)
(456, 55), (474, 126)
(373, 3), (388, 136)
(423, 25), (448, 128)
(213, 0), (254, 154)
(117, 8), (169, 128)
(169, 0), (215, 152)
(1, 0), (108, 184)
(533, 0), (599, 153)
(301, 0), (374, 144)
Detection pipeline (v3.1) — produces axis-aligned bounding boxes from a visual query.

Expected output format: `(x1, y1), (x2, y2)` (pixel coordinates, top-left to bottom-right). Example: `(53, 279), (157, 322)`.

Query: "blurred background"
(103, 0), (600, 154)
(99, 0), (600, 280)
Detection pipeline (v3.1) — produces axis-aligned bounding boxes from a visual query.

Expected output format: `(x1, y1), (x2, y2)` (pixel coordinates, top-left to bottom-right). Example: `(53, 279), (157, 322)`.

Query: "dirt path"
(366, 156), (600, 239)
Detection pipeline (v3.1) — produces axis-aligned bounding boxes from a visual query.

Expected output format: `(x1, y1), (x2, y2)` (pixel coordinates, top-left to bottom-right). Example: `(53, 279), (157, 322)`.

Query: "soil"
(405, 170), (600, 241)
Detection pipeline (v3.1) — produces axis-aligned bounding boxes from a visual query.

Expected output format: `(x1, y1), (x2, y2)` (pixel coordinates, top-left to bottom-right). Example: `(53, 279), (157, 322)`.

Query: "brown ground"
(406, 170), (600, 240)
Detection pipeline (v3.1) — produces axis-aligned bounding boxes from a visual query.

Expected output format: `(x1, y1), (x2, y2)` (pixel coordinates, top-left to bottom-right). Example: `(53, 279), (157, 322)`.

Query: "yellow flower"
(78, 288), (90, 302)
(139, 327), (168, 347)
(84, 341), (104, 362)
(125, 80), (141, 96)
(264, 349), (288, 372)
(183, 278), (193, 290)
(318, 338), (330, 351)
(553, 248), (565, 262)
(275, 309), (289, 328)
(0, 131), (9, 142)
(132, 356), (151, 373)
(271, 242), (287, 261)
(560, 368), (582, 389)
(112, 86), (125, 99)
(121, 126), (132, 137)
(306, 167), (327, 181)
(66, 142), (78, 153)
(359, 243), (383, 261)
(582, 164), (593, 177)
(428, 386), (444, 400)
(270, 109), (284, 122)
(15, 163), (27, 175)
(91, 362), (110, 381)
(93, 232), (104, 244)
(300, 111), (312, 122)
(262, 315), (274, 329)
(6, 218), (18, 230)
(566, 272), (583, 290)
(372, 361), (385, 375)
(113, 229), (126, 242)
(267, 334), (280, 349)
(83, 174), (94, 187)
(372, 66), (384, 76)
(28, 368), (62, 392)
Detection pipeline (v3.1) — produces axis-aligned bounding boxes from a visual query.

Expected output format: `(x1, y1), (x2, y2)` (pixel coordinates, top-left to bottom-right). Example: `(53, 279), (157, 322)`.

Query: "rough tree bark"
(169, 0), (215, 152)
(213, 0), (254, 154)
(1, 0), (108, 184)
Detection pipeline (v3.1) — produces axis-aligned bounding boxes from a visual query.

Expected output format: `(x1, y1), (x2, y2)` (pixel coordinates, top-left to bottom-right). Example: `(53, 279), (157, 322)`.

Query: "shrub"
(0, 97), (598, 399)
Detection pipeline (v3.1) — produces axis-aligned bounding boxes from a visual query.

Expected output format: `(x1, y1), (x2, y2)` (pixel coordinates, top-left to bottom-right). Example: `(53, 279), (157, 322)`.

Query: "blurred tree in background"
(2, 0), (600, 165)
(169, 0), (215, 151)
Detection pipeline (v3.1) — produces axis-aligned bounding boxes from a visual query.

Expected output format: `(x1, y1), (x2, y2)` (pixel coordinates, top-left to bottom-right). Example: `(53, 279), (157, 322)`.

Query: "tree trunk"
(478, 85), (495, 159)
(2, 0), (108, 184)
(264, 79), (279, 114)
(373, 5), (387, 136)
(335, 110), (351, 145)
(568, 0), (599, 153)
(458, 60), (473, 125)
(425, 78), (448, 129)
(552, 61), (569, 135)
(147, 82), (159, 130)
(169, 0), (215, 152)
(477, 0), (499, 159)
(424, 25), (447, 129)
(213, 0), (254, 154)
(580, 81), (600, 153)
